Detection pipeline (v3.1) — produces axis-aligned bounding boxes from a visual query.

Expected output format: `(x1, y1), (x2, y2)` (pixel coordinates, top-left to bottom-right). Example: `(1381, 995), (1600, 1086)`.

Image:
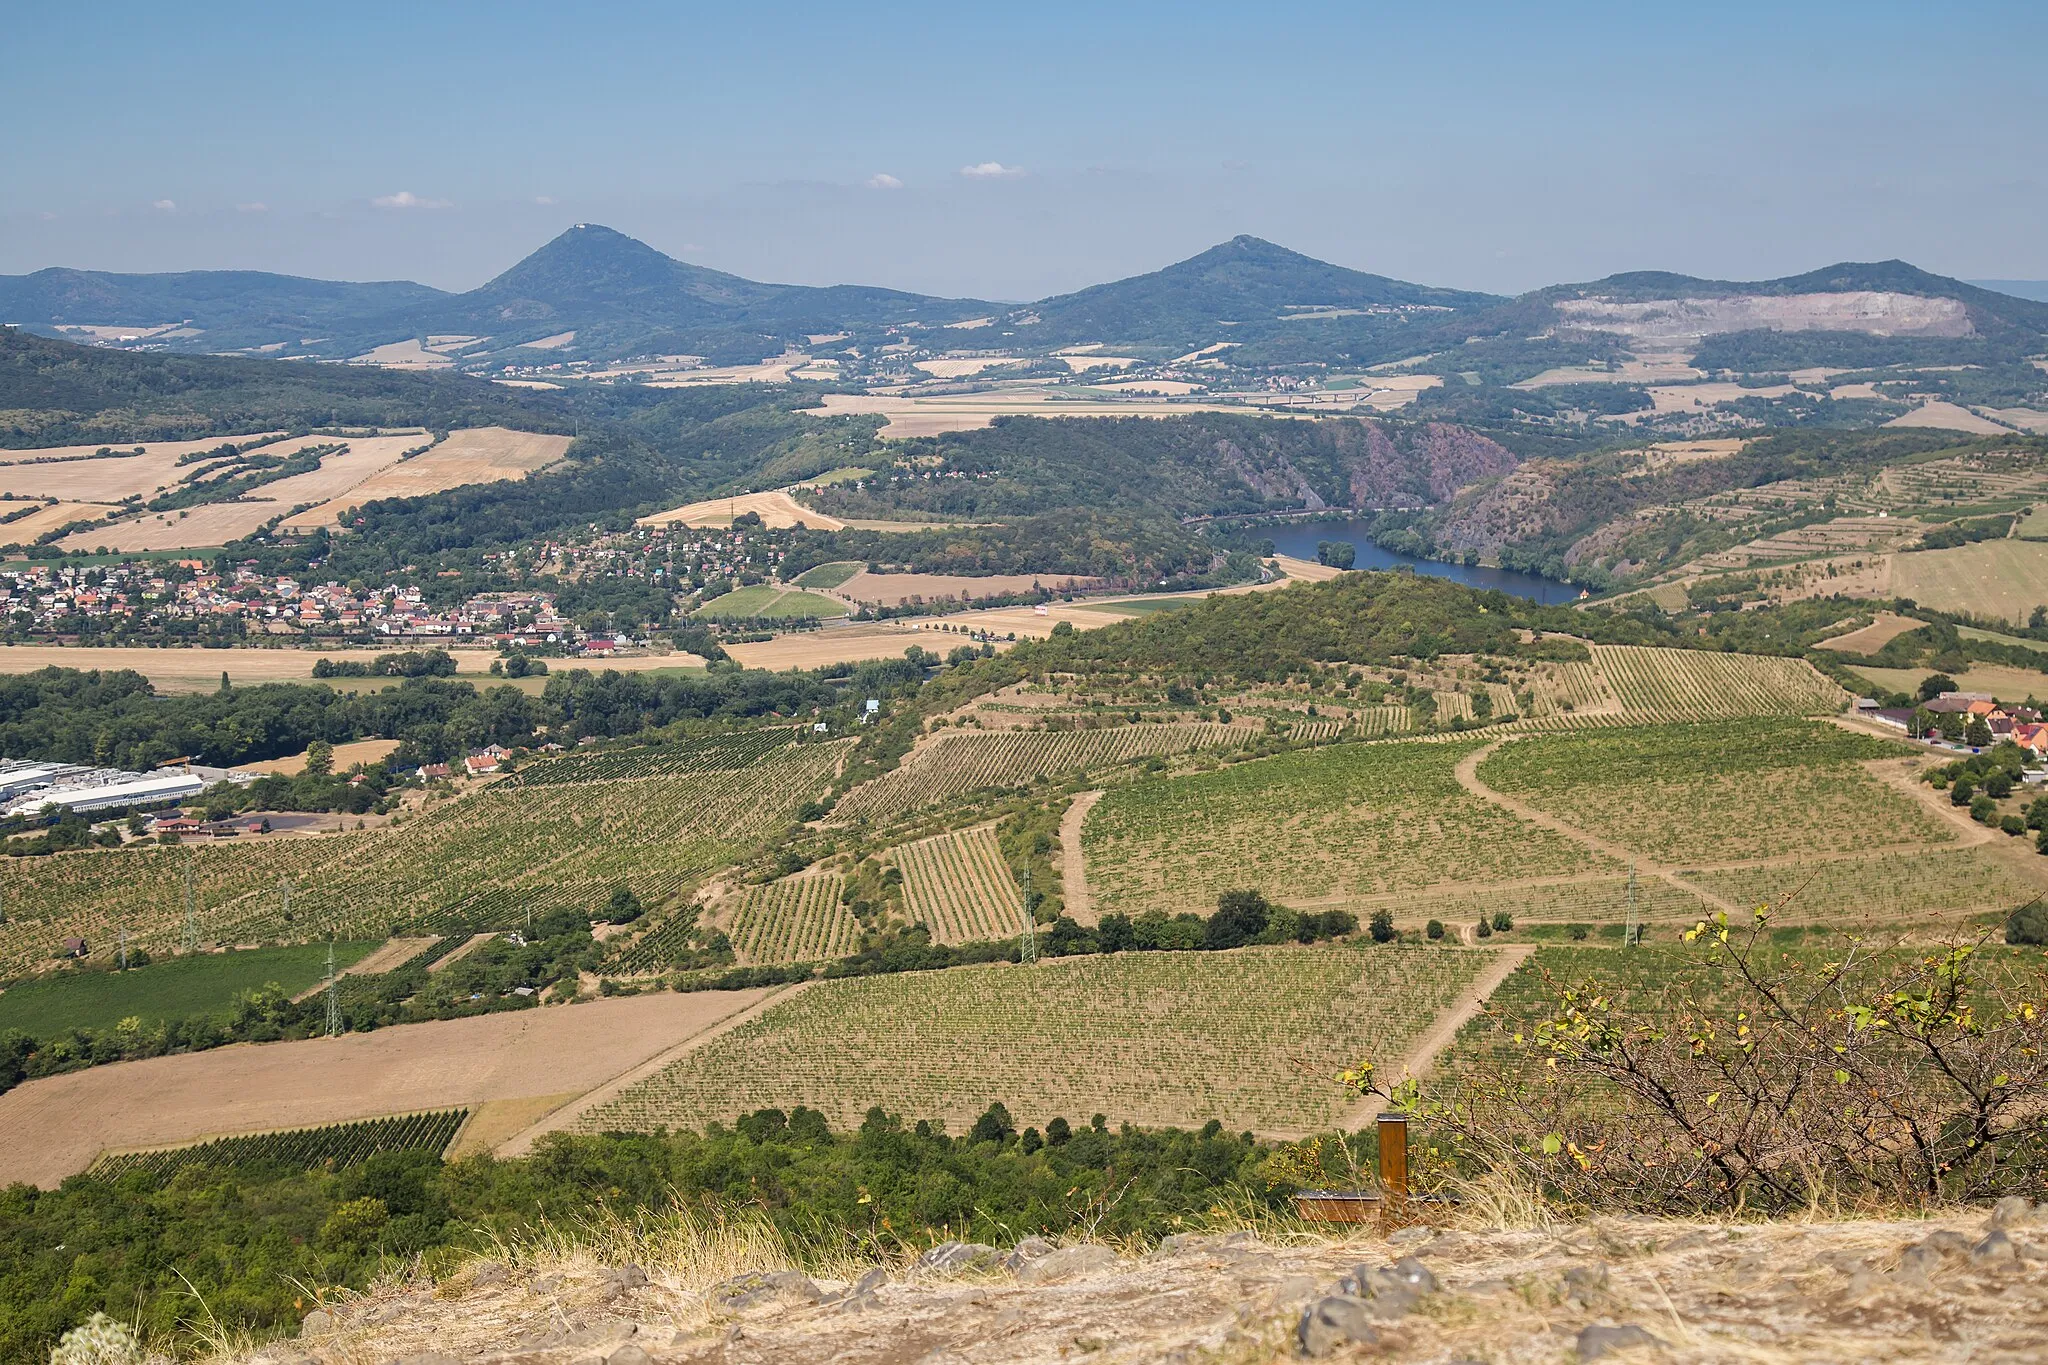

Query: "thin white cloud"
(371, 190), (452, 210)
(236, 202), (268, 213)
(866, 173), (904, 190)
(534, 195), (557, 206)
(150, 198), (177, 212)
(959, 162), (1024, 179)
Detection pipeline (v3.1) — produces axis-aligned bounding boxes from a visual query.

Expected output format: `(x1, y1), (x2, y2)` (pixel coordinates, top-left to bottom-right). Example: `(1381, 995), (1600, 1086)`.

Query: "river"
(1257, 518), (1578, 605)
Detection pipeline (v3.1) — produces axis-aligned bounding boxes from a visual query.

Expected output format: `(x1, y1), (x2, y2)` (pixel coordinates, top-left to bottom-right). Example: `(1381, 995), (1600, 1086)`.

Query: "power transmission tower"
(1014, 859), (1038, 965)
(324, 937), (341, 1037)
(1624, 860), (1640, 947)
(182, 853), (197, 953)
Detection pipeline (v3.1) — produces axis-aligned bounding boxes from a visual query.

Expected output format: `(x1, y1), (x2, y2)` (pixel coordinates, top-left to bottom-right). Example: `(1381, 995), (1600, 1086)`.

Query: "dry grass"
(1884, 401), (2015, 435)
(279, 429), (573, 530)
(0, 501), (122, 539)
(1814, 611), (1926, 654)
(236, 738), (402, 776)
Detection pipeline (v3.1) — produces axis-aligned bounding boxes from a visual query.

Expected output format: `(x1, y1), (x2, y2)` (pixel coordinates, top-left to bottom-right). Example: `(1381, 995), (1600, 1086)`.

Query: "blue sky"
(3, 2), (2043, 297)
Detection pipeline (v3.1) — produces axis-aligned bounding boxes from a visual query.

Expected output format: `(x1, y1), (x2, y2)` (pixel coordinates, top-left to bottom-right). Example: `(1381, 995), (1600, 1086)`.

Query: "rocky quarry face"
(252, 1202), (2048, 1365)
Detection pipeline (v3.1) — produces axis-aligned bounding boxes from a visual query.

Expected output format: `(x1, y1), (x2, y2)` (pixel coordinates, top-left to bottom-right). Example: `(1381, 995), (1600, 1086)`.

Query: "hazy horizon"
(4, 1), (2044, 298)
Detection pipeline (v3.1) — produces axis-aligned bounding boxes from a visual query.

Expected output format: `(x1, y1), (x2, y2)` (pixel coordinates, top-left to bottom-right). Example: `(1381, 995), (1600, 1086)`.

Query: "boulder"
(916, 1241), (1000, 1273)
(1297, 1297), (1379, 1357)
(1577, 1323), (1665, 1360)
(299, 1311), (336, 1338)
(1014, 1244), (1117, 1284)
(708, 1270), (824, 1314)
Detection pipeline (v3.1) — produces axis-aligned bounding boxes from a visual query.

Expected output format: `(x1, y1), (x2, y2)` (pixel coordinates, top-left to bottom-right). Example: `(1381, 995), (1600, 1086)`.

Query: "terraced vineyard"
(1526, 660), (1614, 716)
(835, 722), (1256, 823)
(88, 1109), (467, 1180)
(1590, 645), (1846, 721)
(1681, 847), (2046, 925)
(1476, 719), (1942, 865)
(1348, 705), (1413, 736)
(728, 875), (861, 964)
(891, 826), (1026, 944)
(575, 945), (1496, 1135)
(1083, 738), (1609, 917)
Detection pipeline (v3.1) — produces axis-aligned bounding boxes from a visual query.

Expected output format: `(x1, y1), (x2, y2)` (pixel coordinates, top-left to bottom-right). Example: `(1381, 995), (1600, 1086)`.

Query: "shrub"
(1475, 919), (1492, 939)
(1368, 909), (1395, 943)
(2003, 815), (2027, 837)
(50, 1314), (141, 1365)
(1426, 919), (1445, 941)
(1971, 796), (1999, 825)
(1373, 910), (2048, 1213)
(1491, 912), (1514, 932)
(1207, 890), (1271, 950)
(2009, 900), (2048, 945)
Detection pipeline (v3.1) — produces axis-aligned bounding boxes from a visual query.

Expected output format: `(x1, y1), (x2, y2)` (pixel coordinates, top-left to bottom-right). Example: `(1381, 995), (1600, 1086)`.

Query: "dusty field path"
(1453, 739), (1743, 916)
(0, 990), (773, 1188)
(494, 981), (810, 1157)
(1060, 790), (1105, 924)
(1337, 944), (1533, 1130)
(289, 936), (437, 1002)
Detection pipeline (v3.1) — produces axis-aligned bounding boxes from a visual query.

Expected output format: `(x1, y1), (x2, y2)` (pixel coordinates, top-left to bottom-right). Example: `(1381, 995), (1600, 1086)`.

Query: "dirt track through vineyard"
(1061, 790), (1104, 924)
(0, 989), (772, 1188)
(1454, 739), (1742, 915)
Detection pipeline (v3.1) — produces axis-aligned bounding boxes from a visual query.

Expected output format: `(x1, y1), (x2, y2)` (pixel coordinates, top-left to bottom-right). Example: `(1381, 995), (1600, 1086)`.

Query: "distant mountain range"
(4, 227), (2044, 374)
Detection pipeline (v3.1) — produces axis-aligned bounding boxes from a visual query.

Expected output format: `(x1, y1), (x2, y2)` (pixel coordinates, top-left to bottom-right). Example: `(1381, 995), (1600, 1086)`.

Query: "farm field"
(1081, 739), (1609, 918)
(1389, 876), (1712, 933)
(1850, 663), (2048, 704)
(790, 560), (864, 589)
(1681, 846), (2047, 926)
(1587, 645), (1847, 721)
(1474, 720), (1940, 865)
(0, 836), (374, 979)
(693, 584), (850, 619)
(1889, 540), (2048, 624)
(835, 722), (1257, 823)
(639, 488), (849, 530)
(89, 1108), (467, 1181)
(0, 500), (123, 541)
(277, 428), (573, 530)
(0, 988), (777, 1187)
(1814, 612), (1927, 654)
(0, 941), (378, 1035)
(237, 737), (401, 776)
(575, 945), (1496, 1137)
(726, 875), (860, 964)
(0, 735), (846, 973)
(835, 570), (1104, 608)
(890, 825), (1025, 943)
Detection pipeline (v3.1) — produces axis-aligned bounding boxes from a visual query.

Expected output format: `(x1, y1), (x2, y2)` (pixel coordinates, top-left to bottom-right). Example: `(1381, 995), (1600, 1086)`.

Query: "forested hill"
(0, 325), (568, 446)
(1015, 571), (1668, 681)
(1003, 235), (1499, 348)
(804, 412), (1518, 523)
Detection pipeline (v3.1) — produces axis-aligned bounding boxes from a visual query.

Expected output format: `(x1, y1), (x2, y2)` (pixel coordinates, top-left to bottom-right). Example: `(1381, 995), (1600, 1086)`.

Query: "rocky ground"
(246, 1202), (2048, 1365)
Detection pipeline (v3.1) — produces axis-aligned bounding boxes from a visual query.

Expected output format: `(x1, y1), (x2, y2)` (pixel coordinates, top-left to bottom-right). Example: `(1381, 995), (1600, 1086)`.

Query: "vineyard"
(1, 736), (847, 975)
(1082, 738), (1609, 917)
(0, 836), (372, 979)
(0, 941), (378, 1035)
(87, 1109), (467, 1181)
(1387, 875), (1712, 932)
(499, 730), (799, 786)
(833, 722), (1256, 823)
(1476, 719), (1945, 864)
(574, 945), (1495, 1136)
(1681, 847), (2046, 925)
(1588, 645), (1847, 721)
(727, 875), (861, 964)
(890, 826), (1027, 944)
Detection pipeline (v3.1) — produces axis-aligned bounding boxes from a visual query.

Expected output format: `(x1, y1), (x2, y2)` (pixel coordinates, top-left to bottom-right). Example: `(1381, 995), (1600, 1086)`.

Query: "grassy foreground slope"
(578, 944), (1494, 1135)
(0, 941), (376, 1034)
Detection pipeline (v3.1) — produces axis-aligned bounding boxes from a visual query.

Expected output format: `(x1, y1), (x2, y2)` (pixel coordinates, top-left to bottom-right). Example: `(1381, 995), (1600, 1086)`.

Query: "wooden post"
(1377, 1112), (1409, 1199)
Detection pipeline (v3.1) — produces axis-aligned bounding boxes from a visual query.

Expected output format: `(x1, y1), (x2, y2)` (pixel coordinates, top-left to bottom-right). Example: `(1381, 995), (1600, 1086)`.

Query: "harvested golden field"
(640, 488), (847, 530)
(575, 945), (1495, 1137)
(278, 428), (573, 530)
(236, 737), (401, 776)
(1648, 381), (1795, 413)
(1890, 539), (2048, 624)
(1851, 662), (2048, 704)
(836, 570), (1103, 607)
(810, 391), (1275, 438)
(0, 501), (122, 540)
(1815, 611), (1927, 654)
(1883, 400), (2014, 435)
(0, 989), (773, 1187)
(0, 644), (703, 693)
